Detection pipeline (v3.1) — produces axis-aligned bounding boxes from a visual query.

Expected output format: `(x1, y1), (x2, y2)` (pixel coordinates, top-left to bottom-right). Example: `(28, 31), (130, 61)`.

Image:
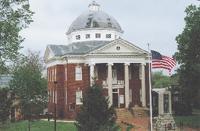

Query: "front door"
(112, 89), (119, 108)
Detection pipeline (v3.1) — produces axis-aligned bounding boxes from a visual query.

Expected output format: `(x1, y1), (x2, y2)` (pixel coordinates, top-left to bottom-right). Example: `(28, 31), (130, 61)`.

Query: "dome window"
(108, 22), (112, 27)
(93, 21), (99, 27)
(76, 35), (81, 40)
(95, 33), (101, 38)
(106, 34), (111, 38)
(86, 34), (90, 39)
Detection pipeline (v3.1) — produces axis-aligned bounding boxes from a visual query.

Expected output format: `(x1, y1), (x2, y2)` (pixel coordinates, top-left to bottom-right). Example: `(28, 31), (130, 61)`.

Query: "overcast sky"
(20, 0), (199, 57)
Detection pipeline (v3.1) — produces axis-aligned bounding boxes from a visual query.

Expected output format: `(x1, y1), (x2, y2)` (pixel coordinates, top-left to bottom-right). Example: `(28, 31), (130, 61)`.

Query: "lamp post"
(54, 81), (57, 131)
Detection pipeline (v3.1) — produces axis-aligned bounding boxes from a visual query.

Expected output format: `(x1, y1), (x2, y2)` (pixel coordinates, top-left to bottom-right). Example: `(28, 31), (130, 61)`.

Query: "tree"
(0, 0), (33, 74)
(75, 84), (116, 131)
(10, 51), (47, 120)
(0, 88), (12, 124)
(175, 5), (200, 113)
(152, 71), (171, 88)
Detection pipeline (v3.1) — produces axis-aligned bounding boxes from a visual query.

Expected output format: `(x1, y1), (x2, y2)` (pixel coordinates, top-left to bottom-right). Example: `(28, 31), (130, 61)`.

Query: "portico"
(88, 61), (148, 108)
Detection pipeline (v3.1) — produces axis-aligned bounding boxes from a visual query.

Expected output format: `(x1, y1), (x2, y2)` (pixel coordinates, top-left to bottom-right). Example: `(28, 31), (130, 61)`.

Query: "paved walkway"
(41, 119), (75, 123)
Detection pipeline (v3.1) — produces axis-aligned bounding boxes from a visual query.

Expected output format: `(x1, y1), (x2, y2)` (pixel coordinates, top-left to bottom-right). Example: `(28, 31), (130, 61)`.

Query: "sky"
(20, 0), (199, 58)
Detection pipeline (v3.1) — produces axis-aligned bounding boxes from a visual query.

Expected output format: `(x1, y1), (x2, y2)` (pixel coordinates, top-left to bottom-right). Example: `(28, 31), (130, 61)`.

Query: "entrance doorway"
(112, 89), (119, 108)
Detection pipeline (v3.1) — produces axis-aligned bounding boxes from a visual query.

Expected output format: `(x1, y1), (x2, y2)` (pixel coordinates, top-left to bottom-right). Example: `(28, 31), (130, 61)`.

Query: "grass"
(0, 120), (123, 131)
(174, 115), (200, 129)
(0, 120), (77, 131)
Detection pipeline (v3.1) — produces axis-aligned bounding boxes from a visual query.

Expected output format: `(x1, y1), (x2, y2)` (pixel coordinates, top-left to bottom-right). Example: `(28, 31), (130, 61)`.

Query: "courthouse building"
(44, 1), (150, 119)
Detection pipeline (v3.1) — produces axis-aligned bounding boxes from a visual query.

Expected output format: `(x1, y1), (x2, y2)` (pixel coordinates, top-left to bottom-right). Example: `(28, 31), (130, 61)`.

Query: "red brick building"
(44, 1), (150, 119)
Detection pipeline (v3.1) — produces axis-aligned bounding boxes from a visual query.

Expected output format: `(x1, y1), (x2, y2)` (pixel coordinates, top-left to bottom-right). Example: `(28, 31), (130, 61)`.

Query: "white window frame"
(76, 90), (82, 105)
(75, 66), (82, 81)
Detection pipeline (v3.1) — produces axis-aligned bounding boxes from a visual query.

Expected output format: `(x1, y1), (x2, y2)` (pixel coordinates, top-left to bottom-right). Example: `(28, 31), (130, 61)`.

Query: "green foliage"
(0, 88), (12, 124)
(174, 115), (200, 129)
(152, 71), (171, 88)
(75, 84), (116, 131)
(0, 0), (33, 74)
(9, 51), (47, 119)
(174, 5), (200, 112)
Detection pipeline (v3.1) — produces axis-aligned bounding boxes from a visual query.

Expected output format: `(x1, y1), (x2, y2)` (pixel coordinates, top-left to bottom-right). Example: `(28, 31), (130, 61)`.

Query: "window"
(94, 66), (98, 80)
(54, 68), (57, 81)
(52, 68), (55, 81)
(69, 103), (75, 111)
(129, 89), (132, 102)
(65, 67), (67, 81)
(76, 35), (80, 40)
(129, 67), (132, 80)
(75, 66), (82, 80)
(86, 34), (90, 39)
(65, 89), (67, 105)
(108, 22), (112, 27)
(47, 70), (50, 81)
(55, 90), (57, 104)
(106, 34), (111, 38)
(52, 89), (54, 102)
(76, 90), (82, 105)
(48, 90), (50, 102)
(95, 33), (101, 38)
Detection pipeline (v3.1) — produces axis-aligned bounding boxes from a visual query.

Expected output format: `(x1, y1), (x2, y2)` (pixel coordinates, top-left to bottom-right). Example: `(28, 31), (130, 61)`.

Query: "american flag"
(151, 50), (176, 73)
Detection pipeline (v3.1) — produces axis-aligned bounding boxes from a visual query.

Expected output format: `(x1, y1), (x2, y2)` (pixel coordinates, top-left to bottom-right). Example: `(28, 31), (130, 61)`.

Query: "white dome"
(66, 1), (123, 35)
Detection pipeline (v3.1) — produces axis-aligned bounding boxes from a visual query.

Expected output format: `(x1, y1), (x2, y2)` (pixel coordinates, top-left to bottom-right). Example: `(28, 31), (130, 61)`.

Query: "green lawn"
(174, 115), (200, 129)
(0, 121), (122, 131)
(0, 120), (77, 131)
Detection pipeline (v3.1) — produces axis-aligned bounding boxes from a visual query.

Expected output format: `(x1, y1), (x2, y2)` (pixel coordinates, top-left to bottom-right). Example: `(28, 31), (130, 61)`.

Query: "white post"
(169, 92), (172, 114)
(124, 63), (130, 108)
(141, 63), (146, 107)
(89, 63), (95, 86)
(107, 63), (113, 106)
(159, 93), (164, 115)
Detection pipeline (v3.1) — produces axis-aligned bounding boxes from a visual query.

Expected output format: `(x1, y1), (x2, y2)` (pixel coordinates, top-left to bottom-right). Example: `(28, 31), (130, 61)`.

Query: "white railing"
(102, 80), (124, 88)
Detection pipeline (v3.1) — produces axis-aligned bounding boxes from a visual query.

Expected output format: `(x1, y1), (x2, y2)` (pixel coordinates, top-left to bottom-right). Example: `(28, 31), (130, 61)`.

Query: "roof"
(66, 9), (123, 34)
(48, 41), (110, 56)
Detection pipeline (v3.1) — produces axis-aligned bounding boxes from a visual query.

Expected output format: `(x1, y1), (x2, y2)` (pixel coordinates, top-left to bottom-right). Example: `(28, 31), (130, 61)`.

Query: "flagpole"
(148, 43), (153, 131)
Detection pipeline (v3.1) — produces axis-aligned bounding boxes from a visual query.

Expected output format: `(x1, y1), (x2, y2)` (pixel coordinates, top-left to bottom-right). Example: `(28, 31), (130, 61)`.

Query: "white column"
(169, 92), (172, 114)
(107, 63), (113, 106)
(124, 63), (130, 108)
(141, 63), (146, 107)
(159, 93), (164, 115)
(89, 63), (95, 86)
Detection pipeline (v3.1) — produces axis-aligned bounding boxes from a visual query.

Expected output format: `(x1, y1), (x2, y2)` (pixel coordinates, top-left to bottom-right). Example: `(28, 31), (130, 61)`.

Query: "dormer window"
(95, 33), (101, 38)
(86, 34), (90, 39)
(106, 34), (111, 38)
(76, 35), (81, 40)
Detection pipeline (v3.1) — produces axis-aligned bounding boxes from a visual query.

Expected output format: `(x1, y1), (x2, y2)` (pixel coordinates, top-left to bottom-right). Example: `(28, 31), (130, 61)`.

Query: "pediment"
(90, 38), (149, 55)
(44, 46), (55, 63)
